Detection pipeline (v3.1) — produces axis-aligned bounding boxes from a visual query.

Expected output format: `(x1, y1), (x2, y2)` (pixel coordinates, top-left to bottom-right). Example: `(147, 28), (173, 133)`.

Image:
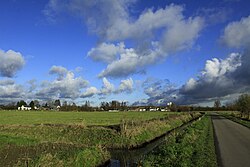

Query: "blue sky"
(0, 0), (250, 106)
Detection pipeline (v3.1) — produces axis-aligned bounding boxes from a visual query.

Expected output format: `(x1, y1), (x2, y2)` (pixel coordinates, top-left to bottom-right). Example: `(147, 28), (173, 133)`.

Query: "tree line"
(0, 94), (249, 115)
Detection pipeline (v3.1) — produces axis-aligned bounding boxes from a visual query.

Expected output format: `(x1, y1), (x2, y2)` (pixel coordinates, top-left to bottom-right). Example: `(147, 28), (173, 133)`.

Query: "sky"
(0, 0), (250, 106)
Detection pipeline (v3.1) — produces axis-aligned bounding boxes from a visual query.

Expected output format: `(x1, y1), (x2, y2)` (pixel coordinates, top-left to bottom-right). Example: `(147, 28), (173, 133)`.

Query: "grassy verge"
(219, 112), (250, 128)
(12, 146), (109, 167)
(143, 116), (217, 167)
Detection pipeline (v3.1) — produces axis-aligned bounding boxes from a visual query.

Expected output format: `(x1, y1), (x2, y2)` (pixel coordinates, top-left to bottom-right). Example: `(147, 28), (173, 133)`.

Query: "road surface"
(212, 114), (250, 167)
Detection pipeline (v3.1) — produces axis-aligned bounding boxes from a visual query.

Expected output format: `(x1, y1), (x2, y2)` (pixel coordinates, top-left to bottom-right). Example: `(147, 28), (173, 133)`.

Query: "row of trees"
(167, 95), (250, 113)
(60, 101), (93, 111)
(0, 94), (249, 115)
(100, 101), (128, 111)
(234, 94), (250, 119)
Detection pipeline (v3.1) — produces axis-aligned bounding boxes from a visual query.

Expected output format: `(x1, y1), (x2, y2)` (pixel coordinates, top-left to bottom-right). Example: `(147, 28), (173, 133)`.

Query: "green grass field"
(0, 110), (170, 125)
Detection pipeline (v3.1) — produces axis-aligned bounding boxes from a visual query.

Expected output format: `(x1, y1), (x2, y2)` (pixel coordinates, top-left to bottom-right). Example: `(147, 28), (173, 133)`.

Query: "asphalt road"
(212, 114), (250, 167)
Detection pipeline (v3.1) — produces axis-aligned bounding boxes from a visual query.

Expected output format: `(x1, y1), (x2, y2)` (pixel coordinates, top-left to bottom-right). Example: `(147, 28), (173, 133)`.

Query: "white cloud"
(81, 86), (99, 98)
(36, 66), (89, 99)
(0, 79), (15, 86)
(87, 42), (125, 63)
(116, 78), (133, 93)
(181, 53), (242, 98)
(201, 53), (241, 82)
(49, 65), (68, 80)
(99, 77), (115, 95)
(135, 52), (248, 106)
(45, 2), (204, 78)
(97, 42), (166, 78)
(105, 4), (185, 41)
(98, 77), (134, 95)
(184, 78), (197, 91)
(98, 46), (143, 78)
(221, 15), (250, 48)
(161, 16), (203, 53)
(0, 49), (25, 77)
(0, 79), (24, 103)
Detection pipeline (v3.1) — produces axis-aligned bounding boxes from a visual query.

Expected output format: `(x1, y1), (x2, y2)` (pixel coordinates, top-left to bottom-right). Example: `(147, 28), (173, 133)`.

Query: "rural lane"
(211, 114), (250, 167)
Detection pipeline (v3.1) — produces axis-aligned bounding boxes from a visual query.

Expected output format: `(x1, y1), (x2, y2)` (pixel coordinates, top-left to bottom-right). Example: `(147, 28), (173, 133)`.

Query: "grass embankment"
(0, 135), (38, 149)
(0, 111), (201, 166)
(143, 116), (217, 167)
(13, 146), (109, 167)
(219, 112), (250, 128)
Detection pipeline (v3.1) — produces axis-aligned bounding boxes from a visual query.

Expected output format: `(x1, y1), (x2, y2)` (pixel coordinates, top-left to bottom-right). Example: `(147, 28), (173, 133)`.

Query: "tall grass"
(13, 146), (109, 167)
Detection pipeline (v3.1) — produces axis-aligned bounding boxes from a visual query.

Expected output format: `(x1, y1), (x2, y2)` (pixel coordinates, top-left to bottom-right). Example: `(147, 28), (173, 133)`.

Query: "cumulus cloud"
(97, 45), (154, 78)
(116, 78), (133, 93)
(134, 50), (250, 106)
(221, 15), (250, 48)
(0, 49), (25, 77)
(45, 1), (204, 78)
(98, 77), (134, 95)
(49, 65), (68, 80)
(81, 87), (99, 98)
(87, 43), (124, 63)
(36, 66), (89, 100)
(181, 53), (242, 99)
(96, 4), (202, 77)
(0, 79), (24, 103)
(99, 77), (115, 95)
(0, 79), (15, 86)
(134, 16), (250, 106)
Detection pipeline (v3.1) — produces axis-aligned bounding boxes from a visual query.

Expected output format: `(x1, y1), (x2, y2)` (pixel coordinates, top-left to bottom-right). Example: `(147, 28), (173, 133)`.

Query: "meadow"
(0, 110), (202, 166)
(0, 110), (169, 125)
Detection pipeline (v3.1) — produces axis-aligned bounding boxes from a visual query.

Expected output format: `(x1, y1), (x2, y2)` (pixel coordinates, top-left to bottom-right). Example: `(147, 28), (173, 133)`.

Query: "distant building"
(139, 108), (146, 111)
(149, 108), (157, 111)
(18, 105), (31, 111)
(167, 102), (173, 106)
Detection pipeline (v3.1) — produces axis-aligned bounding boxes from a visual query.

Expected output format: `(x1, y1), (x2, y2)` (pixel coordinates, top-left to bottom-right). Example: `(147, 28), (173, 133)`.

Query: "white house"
(149, 108), (157, 111)
(139, 108), (146, 111)
(18, 105), (31, 111)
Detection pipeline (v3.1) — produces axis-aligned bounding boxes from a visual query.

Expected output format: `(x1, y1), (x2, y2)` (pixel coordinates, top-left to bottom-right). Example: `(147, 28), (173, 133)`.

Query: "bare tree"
(214, 99), (221, 110)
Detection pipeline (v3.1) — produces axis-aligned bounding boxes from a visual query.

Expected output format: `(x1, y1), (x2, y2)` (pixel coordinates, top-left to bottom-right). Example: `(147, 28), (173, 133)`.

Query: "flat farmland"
(0, 111), (201, 166)
(0, 110), (171, 126)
